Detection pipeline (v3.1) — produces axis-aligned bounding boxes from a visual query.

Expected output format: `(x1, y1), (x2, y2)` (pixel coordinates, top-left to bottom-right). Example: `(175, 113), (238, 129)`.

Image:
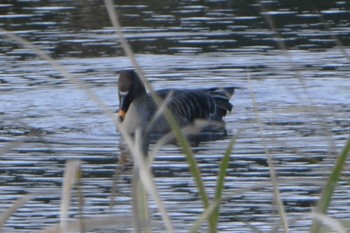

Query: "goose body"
(117, 70), (236, 135)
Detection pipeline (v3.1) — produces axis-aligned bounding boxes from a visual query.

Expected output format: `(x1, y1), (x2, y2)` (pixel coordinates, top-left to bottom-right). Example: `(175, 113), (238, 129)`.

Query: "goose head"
(117, 70), (146, 121)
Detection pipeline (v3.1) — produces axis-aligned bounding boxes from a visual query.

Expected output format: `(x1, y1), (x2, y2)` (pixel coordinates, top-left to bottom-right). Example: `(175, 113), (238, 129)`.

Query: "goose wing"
(156, 88), (231, 122)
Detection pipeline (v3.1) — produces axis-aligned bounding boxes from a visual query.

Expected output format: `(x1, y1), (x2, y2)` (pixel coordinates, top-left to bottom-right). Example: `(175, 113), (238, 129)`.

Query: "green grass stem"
(310, 136), (350, 233)
(212, 136), (237, 230)
(104, 1), (215, 231)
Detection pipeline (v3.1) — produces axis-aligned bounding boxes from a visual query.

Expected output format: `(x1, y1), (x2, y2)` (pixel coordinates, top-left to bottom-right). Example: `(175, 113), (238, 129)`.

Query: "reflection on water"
(1, 0), (350, 58)
(1, 0), (350, 232)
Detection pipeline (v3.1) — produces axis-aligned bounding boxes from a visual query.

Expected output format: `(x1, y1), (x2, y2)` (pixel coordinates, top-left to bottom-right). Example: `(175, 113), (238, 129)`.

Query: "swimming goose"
(117, 70), (236, 135)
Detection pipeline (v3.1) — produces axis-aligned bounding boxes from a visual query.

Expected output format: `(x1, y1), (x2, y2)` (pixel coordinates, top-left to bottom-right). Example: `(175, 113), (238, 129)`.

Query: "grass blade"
(190, 198), (221, 233)
(38, 215), (134, 233)
(211, 135), (237, 230)
(310, 136), (350, 233)
(104, 0), (212, 231)
(60, 160), (81, 232)
(0, 195), (34, 233)
(247, 72), (289, 232)
(312, 212), (347, 233)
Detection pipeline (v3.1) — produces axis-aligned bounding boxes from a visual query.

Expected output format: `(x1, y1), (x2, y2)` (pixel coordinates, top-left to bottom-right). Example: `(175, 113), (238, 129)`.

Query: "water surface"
(1, 1), (350, 232)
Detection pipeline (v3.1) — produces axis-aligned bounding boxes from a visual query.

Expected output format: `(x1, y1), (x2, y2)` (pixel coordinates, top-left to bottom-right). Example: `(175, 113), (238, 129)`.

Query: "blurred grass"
(59, 160), (80, 232)
(310, 136), (350, 233)
(0, 1), (350, 233)
(104, 0), (216, 231)
(257, 1), (350, 232)
(313, 212), (347, 233)
(212, 135), (237, 230)
(0, 195), (34, 233)
(247, 71), (289, 232)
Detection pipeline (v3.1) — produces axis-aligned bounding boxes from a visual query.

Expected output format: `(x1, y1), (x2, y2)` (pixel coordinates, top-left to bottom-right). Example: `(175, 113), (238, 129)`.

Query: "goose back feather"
(117, 70), (236, 134)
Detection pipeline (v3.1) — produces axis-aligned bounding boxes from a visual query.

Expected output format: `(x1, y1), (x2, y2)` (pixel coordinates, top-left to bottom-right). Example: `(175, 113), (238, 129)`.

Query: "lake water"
(1, 1), (350, 232)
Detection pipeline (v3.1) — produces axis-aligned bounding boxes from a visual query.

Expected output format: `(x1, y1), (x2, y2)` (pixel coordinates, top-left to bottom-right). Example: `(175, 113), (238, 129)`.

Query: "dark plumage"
(117, 70), (236, 135)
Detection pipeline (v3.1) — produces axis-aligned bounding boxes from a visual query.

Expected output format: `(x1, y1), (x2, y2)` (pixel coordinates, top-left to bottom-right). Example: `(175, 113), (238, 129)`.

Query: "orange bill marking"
(118, 110), (126, 120)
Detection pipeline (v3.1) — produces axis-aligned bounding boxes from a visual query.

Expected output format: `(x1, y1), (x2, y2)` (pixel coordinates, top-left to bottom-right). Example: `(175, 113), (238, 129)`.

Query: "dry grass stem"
(247, 71), (289, 232)
(60, 160), (81, 232)
(0, 195), (34, 233)
(39, 215), (135, 233)
(312, 212), (347, 233)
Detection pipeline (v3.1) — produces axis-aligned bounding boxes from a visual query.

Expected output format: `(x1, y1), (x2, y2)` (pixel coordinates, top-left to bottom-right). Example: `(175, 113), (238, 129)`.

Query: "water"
(1, 1), (350, 232)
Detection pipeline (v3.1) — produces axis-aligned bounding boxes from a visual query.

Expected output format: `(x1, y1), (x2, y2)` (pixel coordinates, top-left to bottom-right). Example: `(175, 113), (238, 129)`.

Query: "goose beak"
(118, 110), (126, 121)
(118, 92), (129, 122)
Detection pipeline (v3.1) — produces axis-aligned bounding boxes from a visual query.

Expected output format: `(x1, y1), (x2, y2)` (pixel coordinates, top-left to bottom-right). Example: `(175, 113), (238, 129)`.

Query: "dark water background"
(1, 0), (350, 232)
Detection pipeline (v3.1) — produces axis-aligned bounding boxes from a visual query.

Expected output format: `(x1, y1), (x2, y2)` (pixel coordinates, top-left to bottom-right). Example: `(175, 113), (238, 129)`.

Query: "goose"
(117, 70), (236, 136)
